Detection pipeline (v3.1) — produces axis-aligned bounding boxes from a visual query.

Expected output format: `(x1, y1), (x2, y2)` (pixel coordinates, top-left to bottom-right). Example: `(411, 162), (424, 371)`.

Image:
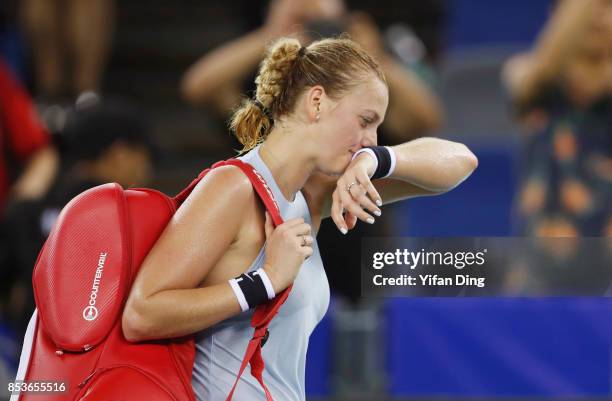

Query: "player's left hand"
(331, 152), (382, 234)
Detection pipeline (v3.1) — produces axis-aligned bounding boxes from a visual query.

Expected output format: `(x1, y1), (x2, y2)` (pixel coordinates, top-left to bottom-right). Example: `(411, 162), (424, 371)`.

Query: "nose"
(360, 130), (378, 147)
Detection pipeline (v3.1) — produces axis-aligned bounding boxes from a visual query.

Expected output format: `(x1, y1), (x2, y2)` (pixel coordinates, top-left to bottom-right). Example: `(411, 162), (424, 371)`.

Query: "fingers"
(292, 230), (313, 260)
(273, 217), (306, 235)
(278, 219), (312, 241)
(279, 217), (306, 229)
(267, 215), (312, 243)
(349, 182), (380, 217)
(301, 244), (313, 259)
(331, 189), (347, 234)
(300, 235), (314, 246)
(272, 216), (313, 260)
(339, 182), (375, 224)
(287, 222), (311, 237)
(297, 234), (314, 259)
(345, 212), (358, 230)
(331, 172), (384, 233)
(357, 171), (383, 207)
(347, 172), (382, 215)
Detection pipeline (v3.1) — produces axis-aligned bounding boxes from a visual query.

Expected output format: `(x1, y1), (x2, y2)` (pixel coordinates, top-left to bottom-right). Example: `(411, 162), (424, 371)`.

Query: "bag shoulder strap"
(173, 159), (282, 226)
(173, 158), (292, 401)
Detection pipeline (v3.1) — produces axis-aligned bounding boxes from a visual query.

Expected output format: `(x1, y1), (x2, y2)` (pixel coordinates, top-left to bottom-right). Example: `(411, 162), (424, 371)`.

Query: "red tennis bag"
(12, 158), (292, 401)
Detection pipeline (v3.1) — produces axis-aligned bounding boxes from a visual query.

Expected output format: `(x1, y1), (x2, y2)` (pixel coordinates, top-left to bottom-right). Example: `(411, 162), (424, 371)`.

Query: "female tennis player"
(122, 36), (477, 401)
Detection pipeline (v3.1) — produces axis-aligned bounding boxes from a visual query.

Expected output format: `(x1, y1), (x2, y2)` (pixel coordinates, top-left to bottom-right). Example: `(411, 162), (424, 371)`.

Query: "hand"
(331, 152), (383, 234)
(265, 0), (345, 38)
(263, 213), (313, 293)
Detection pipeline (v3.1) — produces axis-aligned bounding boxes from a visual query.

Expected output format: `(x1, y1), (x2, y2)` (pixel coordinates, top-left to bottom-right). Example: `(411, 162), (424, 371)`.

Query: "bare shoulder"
(182, 164), (255, 210)
(129, 165), (256, 296)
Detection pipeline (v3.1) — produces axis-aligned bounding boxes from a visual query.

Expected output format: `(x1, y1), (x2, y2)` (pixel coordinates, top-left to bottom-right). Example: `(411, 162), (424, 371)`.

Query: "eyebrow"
(365, 109), (382, 123)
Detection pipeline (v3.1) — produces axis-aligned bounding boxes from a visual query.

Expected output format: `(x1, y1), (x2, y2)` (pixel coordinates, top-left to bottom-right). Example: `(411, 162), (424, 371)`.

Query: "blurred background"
(0, 0), (611, 399)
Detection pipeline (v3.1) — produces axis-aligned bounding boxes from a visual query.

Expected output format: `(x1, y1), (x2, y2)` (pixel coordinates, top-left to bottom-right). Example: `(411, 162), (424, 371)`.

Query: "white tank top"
(192, 143), (331, 401)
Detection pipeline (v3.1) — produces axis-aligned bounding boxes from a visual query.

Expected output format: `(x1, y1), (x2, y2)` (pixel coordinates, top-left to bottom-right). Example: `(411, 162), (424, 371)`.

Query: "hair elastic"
(253, 99), (272, 120)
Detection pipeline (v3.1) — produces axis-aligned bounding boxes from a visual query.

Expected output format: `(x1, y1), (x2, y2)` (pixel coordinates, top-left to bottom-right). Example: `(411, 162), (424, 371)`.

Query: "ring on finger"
(346, 181), (359, 193)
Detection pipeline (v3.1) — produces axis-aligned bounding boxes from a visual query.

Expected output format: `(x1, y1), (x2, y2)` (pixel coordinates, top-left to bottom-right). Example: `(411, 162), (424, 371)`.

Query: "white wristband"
(229, 278), (249, 312)
(351, 148), (378, 178)
(384, 146), (397, 178)
(256, 268), (276, 300)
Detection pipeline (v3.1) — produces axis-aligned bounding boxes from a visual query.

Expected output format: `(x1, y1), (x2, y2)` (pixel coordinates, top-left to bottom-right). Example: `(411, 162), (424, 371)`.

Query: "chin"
(318, 166), (342, 178)
(317, 151), (352, 177)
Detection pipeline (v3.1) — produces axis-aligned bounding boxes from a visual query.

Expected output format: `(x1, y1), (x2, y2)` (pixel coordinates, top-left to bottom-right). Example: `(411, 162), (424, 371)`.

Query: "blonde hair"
(230, 36), (386, 153)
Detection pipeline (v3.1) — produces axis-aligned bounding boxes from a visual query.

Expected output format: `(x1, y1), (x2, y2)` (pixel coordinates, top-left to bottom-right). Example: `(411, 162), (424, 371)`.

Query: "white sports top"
(191, 143), (331, 401)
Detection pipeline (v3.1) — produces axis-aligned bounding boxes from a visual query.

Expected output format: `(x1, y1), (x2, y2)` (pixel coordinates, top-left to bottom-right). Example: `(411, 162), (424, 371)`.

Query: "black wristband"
(229, 269), (275, 311)
(367, 146), (393, 179)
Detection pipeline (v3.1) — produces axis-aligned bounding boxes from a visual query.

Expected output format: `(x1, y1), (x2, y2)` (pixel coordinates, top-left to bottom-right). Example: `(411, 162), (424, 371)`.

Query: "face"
(313, 76), (389, 176)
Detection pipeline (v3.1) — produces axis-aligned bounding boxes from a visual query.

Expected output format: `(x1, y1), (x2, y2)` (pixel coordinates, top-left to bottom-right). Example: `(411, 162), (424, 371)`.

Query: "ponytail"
(230, 98), (273, 153)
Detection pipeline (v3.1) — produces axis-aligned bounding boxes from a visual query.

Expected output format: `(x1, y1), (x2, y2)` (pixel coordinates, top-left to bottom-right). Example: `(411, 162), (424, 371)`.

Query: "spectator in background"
(503, 0), (612, 237)
(181, 0), (445, 302)
(181, 0), (443, 141)
(0, 57), (58, 209)
(0, 55), (58, 275)
(20, 0), (115, 132)
(3, 98), (154, 341)
(0, 55), (57, 386)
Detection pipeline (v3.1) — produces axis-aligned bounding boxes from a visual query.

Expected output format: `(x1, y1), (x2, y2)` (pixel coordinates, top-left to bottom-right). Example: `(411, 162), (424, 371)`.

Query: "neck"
(258, 123), (316, 202)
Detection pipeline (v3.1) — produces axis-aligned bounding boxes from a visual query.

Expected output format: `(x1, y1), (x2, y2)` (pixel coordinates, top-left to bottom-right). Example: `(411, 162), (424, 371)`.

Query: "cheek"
(319, 122), (352, 152)
(332, 117), (361, 147)
(317, 125), (359, 174)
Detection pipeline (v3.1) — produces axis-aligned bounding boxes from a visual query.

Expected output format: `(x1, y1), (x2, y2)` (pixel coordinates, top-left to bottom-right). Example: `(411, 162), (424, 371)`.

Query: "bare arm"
(10, 146), (59, 200)
(381, 137), (478, 195)
(180, 0), (312, 112)
(122, 166), (254, 341)
(503, 0), (599, 105)
(322, 138), (478, 231)
(181, 27), (275, 111)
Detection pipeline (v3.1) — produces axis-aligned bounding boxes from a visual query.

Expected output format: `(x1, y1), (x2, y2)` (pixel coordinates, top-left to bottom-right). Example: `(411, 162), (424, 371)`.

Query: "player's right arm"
(122, 165), (254, 341)
(122, 165), (312, 342)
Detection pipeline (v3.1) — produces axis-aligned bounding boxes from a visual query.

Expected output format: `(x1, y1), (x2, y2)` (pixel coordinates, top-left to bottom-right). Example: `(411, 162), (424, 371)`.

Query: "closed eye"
(360, 116), (373, 128)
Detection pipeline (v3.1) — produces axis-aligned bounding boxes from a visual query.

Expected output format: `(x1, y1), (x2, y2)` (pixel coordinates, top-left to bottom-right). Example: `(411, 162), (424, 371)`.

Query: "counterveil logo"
(82, 252), (108, 321)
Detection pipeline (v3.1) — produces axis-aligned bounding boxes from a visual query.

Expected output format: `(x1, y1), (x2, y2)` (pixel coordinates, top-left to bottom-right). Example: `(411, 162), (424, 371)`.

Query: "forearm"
(123, 282), (241, 341)
(531, 0), (597, 78)
(506, 0), (598, 103)
(10, 146), (59, 200)
(181, 27), (275, 104)
(380, 56), (443, 139)
(387, 137), (478, 192)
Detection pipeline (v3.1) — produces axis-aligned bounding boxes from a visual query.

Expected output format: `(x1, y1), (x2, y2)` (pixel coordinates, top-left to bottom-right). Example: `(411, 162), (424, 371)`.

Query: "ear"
(304, 85), (325, 122)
